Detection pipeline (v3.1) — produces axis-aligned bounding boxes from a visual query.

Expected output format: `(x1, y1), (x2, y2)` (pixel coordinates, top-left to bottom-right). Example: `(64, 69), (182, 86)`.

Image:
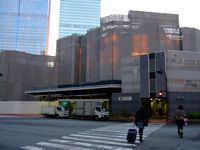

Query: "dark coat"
(135, 108), (149, 126)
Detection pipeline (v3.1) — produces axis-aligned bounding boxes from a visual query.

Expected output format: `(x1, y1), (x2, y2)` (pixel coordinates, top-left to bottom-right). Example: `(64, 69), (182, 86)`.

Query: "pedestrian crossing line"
(90, 123), (164, 135)
(49, 139), (71, 144)
(62, 136), (137, 147)
(115, 132), (148, 138)
(50, 139), (113, 150)
(49, 139), (132, 150)
(77, 131), (148, 139)
(91, 129), (123, 133)
(37, 141), (94, 150)
(21, 146), (45, 150)
(74, 131), (144, 145)
(77, 131), (126, 138)
(72, 141), (114, 149)
(70, 134), (127, 142)
(20, 123), (164, 150)
(137, 134), (148, 138)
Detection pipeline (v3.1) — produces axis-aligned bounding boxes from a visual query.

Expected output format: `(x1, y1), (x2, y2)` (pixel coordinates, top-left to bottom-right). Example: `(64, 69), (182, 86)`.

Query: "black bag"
(127, 129), (137, 143)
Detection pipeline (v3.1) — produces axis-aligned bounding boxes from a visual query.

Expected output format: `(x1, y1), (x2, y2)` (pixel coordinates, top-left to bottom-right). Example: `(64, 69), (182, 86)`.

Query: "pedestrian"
(175, 105), (187, 138)
(135, 107), (149, 142)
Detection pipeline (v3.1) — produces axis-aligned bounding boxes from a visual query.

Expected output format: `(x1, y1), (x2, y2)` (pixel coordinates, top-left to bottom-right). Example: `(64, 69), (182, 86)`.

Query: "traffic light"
(158, 91), (163, 97)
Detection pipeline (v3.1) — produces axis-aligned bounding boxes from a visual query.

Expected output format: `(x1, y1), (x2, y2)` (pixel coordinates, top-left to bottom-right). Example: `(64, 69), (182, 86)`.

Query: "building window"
(197, 80), (200, 88)
(184, 59), (196, 68)
(149, 53), (155, 72)
(47, 61), (54, 67)
(150, 72), (155, 79)
(185, 80), (197, 88)
(196, 60), (200, 67)
(172, 79), (185, 84)
(149, 59), (155, 72)
(150, 79), (156, 91)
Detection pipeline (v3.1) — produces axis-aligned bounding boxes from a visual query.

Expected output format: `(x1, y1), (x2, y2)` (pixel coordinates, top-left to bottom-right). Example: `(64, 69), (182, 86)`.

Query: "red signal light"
(159, 92), (163, 97)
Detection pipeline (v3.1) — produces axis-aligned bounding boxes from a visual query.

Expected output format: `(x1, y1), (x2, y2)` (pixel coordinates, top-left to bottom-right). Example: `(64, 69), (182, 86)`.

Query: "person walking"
(135, 107), (149, 142)
(176, 105), (186, 138)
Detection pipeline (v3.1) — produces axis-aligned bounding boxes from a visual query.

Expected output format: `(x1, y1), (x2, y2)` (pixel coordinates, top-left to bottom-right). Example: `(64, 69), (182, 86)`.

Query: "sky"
(101, 0), (200, 29)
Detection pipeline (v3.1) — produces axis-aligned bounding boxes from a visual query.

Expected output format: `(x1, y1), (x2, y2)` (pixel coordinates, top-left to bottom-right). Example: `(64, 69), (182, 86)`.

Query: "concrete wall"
(86, 28), (100, 82)
(166, 50), (200, 92)
(121, 56), (140, 93)
(0, 51), (58, 101)
(57, 11), (181, 85)
(99, 11), (181, 81)
(112, 93), (140, 114)
(168, 92), (200, 117)
(181, 27), (200, 52)
(56, 35), (87, 84)
(120, 50), (200, 116)
(0, 101), (58, 114)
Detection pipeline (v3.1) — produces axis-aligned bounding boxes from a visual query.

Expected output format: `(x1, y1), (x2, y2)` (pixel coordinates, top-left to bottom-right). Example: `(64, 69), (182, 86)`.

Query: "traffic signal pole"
(157, 68), (168, 122)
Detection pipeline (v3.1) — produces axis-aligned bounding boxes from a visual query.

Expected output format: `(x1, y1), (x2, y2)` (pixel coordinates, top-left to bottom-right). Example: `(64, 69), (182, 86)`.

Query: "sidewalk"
(0, 114), (43, 118)
(137, 123), (200, 150)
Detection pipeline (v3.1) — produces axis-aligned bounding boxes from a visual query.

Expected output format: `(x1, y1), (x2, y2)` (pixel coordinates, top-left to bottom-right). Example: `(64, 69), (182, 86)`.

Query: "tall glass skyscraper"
(0, 0), (49, 55)
(59, 0), (100, 38)
(0, 0), (101, 55)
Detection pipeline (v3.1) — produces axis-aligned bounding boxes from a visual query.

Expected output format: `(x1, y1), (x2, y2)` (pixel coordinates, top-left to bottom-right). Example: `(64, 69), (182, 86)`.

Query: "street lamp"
(156, 67), (168, 121)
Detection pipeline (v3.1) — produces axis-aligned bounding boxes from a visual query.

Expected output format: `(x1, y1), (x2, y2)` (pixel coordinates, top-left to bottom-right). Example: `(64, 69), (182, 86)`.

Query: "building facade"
(0, 0), (101, 56)
(57, 11), (182, 84)
(56, 34), (87, 84)
(0, 51), (58, 101)
(86, 28), (101, 82)
(181, 27), (200, 52)
(58, 0), (100, 38)
(26, 10), (200, 116)
(99, 11), (181, 81)
(2, 10), (200, 117)
(119, 50), (200, 117)
(0, 0), (50, 55)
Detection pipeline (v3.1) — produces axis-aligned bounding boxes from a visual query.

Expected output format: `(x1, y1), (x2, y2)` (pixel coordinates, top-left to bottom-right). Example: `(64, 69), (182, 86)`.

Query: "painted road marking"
(70, 133), (127, 142)
(49, 138), (134, 150)
(78, 130), (148, 138)
(20, 123), (164, 150)
(48, 139), (71, 144)
(21, 146), (45, 150)
(37, 142), (94, 150)
(62, 136), (137, 147)
(77, 131), (126, 138)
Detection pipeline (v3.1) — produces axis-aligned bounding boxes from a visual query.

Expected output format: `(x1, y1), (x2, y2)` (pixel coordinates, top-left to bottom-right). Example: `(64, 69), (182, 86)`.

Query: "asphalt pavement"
(0, 114), (199, 150)
(137, 123), (200, 150)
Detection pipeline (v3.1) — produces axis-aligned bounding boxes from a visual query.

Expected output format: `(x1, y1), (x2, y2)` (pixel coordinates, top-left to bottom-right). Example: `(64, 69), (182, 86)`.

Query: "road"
(0, 116), (163, 150)
(136, 123), (200, 150)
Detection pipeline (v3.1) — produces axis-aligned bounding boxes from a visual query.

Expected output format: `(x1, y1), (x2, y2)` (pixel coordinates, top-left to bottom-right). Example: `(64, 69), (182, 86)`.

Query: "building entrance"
(141, 98), (167, 118)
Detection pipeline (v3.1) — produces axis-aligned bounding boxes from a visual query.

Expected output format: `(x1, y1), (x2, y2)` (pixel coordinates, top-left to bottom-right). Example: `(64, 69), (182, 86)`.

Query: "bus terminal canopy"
(25, 80), (122, 97)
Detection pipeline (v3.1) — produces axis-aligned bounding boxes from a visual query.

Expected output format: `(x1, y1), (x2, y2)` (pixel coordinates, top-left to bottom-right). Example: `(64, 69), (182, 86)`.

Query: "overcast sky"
(101, 0), (200, 29)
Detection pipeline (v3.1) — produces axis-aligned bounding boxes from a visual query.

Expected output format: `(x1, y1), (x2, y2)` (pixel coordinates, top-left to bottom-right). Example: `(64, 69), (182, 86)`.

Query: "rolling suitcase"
(127, 128), (137, 143)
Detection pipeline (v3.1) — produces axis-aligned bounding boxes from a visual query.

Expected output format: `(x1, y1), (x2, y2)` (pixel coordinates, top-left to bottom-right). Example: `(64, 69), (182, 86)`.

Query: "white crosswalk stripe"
(20, 123), (164, 150)
(61, 136), (136, 147)
(70, 134), (127, 142)
(49, 139), (125, 150)
(20, 146), (45, 150)
(37, 142), (94, 150)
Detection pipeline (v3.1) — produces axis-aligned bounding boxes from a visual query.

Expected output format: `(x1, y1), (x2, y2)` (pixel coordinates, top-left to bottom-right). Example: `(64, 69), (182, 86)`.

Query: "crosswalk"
(21, 123), (164, 150)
